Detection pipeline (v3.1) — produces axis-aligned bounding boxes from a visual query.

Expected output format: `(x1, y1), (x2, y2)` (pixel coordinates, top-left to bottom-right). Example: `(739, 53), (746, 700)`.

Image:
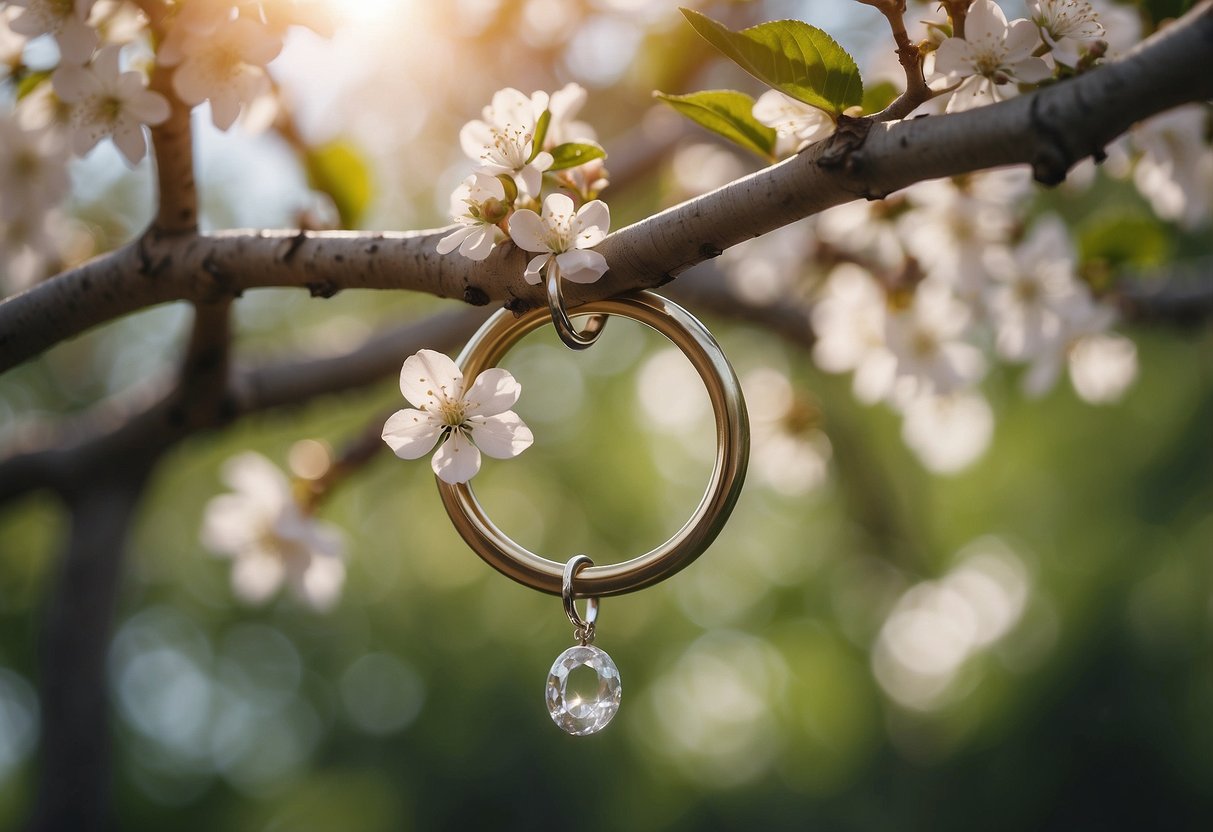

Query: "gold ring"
(437, 291), (749, 597)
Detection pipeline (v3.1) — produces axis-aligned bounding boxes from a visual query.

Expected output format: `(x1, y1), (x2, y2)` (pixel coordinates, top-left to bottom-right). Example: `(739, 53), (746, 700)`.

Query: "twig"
(858, 0), (937, 121)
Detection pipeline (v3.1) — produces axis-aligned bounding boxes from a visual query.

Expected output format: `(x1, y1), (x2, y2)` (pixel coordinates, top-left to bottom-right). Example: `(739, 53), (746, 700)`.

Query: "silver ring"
(546, 260), (607, 350)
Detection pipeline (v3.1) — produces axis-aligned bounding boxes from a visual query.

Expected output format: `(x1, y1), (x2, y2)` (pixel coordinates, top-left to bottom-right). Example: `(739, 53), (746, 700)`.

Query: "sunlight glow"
(323, 0), (406, 24)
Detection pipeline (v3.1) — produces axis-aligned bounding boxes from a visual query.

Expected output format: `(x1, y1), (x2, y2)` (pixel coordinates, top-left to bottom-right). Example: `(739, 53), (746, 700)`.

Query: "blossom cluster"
(0, 1), (332, 294)
(436, 84), (611, 288)
(720, 167), (1142, 477)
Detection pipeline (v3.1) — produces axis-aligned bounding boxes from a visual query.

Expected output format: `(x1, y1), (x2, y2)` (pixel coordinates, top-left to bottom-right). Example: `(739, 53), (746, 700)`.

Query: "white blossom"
(508, 192), (610, 285)
(882, 281), (986, 400)
(166, 14), (283, 131)
(200, 452), (347, 611)
(53, 44), (169, 165)
(933, 0), (1051, 112)
(983, 215), (1083, 362)
(752, 89), (835, 155)
(1021, 293), (1137, 403)
(720, 219), (813, 306)
(810, 262), (893, 405)
(0, 207), (65, 294)
(895, 172), (1027, 300)
(743, 367), (831, 496)
(459, 87), (553, 197)
(544, 81), (595, 147)
(814, 200), (905, 272)
(7, 0), (97, 64)
(1028, 0), (1104, 67)
(382, 349), (534, 484)
(1068, 332), (1138, 404)
(435, 173), (508, 261)
(0, 117), (71, 223)
(1131, 105), (1213, 230)
(899, 391), (995, 474)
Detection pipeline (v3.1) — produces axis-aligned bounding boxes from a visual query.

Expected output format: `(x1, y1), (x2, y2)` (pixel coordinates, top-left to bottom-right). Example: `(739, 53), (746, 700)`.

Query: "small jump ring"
(546, 260), (607, 350)
(562, 555), (599, 644)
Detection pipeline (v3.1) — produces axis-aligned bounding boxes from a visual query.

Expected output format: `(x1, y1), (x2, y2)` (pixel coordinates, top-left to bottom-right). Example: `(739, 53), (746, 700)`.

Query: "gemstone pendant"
(546, 643), (621, 736)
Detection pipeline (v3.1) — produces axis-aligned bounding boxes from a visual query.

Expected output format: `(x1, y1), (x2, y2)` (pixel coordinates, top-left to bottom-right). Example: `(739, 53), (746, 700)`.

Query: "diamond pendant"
(546, 644), (621, 736)
(547, 555), (621, 736)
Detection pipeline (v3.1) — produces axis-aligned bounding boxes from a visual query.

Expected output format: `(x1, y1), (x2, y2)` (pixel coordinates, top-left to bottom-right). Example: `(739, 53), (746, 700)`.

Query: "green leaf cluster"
(656, 8), (864, 160)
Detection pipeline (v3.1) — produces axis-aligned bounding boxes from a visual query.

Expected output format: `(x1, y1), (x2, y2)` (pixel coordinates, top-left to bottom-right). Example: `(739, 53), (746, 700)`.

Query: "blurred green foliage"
(3, 307), (1212, 830)
(1, 1), (1212, 830)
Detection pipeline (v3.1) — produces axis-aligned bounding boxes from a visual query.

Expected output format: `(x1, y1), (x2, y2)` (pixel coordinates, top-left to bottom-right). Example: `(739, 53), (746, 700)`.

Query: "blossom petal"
(524, 253), (551, 285)
(437, 225), (476, 255)
(573, 200), (610, 247)
(966, 0), (1008, 42)
(945, 75), (993, 113)
(290, 553), (345, 612)
(1003, 18), (1043, 63)
(399, 349), (463, 410)
(129, 89), (171, 126)
(1011, 56), (1052, 83)
(542, 192), (576, 221)
(464, 368), (521, 417)
(529, 150), (553, 173)
(112, 122), (148, 166)
(56, 18), (100, 64)
(432, 430), (481, 484)
(458, 225), (497, 260)
(555, 249), (608, 284)
(508, 208), (549, 252)
(209, 91), (243, 131)
(200, 495), (261, 555)
(231, 551), (286, 605)
(382, 408), (443, 459)
(221, 451), (290, 510)
(932, 38), (975, 79)
(469, 411), (534, 459)
(459, 119), (494, 161)
(518, 164), (543, 197)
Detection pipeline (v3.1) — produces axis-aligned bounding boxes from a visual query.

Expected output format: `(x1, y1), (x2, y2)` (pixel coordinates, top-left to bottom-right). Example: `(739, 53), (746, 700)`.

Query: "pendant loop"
(561, 555), (599, 645)
(545, 260), (607, 350)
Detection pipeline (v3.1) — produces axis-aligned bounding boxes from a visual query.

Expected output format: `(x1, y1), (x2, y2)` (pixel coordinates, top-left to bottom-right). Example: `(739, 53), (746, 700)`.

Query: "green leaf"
(528, 109), (552, 164)
(304, 139), (373, 228)
(654, 90), (777, 160)
(680, 8), (862, 116)
(546, 142), (606, 172)
(1078, 213), (1173, 271)
(861, 80), (899, 116)
(16, 69), (51, 101)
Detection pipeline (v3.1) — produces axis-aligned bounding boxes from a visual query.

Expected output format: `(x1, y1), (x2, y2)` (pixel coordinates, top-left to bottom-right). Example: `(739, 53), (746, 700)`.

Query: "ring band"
(545, 260), (607, 350)
(437, 291), (749, 597)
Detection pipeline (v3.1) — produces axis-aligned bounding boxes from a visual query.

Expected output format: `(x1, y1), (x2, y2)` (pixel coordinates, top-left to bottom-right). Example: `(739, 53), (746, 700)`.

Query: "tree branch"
(146, 51), (197, 234)
(0, 307), (488, 504)
(0, 2), (1210, 375)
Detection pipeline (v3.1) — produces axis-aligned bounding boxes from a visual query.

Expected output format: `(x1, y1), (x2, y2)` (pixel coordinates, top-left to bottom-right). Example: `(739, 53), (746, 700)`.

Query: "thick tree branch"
(0, 307), (487, 504)
(0, 2), (1210, 375)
